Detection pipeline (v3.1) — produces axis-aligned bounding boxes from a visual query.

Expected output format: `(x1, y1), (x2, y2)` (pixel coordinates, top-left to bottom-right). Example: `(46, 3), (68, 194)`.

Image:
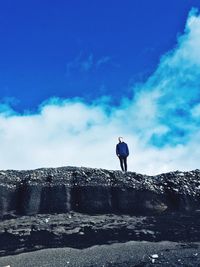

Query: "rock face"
(1, 166), (200, 259)
(1, 212), (200, 257)
(0, 166), (200, 218)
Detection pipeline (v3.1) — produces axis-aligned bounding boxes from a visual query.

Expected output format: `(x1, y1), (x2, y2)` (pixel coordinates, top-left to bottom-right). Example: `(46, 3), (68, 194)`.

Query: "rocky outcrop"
(1, 166), (200, 258)
(1, 167), (200, 218)
(0, 212), (200, 257)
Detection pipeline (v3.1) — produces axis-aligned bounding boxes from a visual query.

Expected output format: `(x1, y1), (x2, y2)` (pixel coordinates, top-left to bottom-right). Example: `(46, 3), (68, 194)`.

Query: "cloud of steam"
(1, 9), (200, 174)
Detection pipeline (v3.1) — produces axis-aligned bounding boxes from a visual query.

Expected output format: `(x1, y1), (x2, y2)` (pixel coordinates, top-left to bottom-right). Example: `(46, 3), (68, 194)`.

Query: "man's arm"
(126, 144), (129, 156)
(116, 144), (119, 156)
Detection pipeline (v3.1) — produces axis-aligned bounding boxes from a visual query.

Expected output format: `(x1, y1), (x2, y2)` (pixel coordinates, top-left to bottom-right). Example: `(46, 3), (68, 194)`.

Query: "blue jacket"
(116, 142), (129, 157)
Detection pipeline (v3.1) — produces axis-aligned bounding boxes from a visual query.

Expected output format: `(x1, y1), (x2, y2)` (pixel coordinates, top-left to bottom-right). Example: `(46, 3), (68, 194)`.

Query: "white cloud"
(66, 53), (112, 75)
(81, 54), (93, 72)
(96, 56), (111, 68)
(1, 9), (200, 174)
(191, 104), (200, 118)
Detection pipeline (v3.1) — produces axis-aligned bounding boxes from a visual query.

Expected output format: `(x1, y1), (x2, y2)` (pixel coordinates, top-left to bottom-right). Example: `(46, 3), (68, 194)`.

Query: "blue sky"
(1, 0), (199, 110)
(0, 1), (200, 173)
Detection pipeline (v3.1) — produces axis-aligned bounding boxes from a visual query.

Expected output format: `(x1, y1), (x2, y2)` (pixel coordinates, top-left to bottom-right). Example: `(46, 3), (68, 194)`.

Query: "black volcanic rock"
(1, 166), (200, 260)
(0, 167), (200, 218)
(1, 212), (200, 257)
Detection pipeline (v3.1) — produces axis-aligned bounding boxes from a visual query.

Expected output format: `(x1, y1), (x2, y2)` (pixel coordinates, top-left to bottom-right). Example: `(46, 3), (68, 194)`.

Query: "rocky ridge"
(1, 166), (200, 218)
(1, 166), (200, 258)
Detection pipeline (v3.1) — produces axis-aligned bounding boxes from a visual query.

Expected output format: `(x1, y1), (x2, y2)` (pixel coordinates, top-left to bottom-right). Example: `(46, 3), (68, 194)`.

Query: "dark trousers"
(119, 156), (127, 172)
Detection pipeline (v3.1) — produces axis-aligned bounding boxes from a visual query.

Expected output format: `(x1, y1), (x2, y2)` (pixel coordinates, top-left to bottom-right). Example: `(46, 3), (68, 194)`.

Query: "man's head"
(118, 137), (123, 143)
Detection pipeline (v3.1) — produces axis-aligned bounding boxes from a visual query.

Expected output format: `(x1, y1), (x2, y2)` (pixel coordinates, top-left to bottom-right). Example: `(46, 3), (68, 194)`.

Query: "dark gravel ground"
(0, 241), (199, 267)
(0, 212), (200, 266)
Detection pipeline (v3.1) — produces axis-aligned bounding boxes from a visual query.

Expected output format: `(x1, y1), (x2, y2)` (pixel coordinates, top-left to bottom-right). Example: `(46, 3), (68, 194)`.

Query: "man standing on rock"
(116, 137), (129, 172)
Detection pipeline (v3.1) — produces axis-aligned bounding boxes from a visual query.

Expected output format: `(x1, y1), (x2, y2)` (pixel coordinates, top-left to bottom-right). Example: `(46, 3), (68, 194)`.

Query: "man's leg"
(119, 157), (124, 171)
(124, 157), (127, 172)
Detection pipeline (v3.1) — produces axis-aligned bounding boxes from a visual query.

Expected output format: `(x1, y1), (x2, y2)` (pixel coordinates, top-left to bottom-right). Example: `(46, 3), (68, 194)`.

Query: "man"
(116, 137), (129, 172)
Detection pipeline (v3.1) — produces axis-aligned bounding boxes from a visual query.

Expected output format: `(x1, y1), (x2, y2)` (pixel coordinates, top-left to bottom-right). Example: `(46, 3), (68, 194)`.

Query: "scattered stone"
(79, 231), (85, 235)
(151, 254), (159, 259)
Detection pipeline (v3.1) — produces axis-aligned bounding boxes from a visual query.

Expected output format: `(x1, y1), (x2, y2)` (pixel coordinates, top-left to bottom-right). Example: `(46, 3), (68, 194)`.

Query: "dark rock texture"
(1, 166), (200, 218)
(1, 166), (200, 263)
(1, 212), (200, 256)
